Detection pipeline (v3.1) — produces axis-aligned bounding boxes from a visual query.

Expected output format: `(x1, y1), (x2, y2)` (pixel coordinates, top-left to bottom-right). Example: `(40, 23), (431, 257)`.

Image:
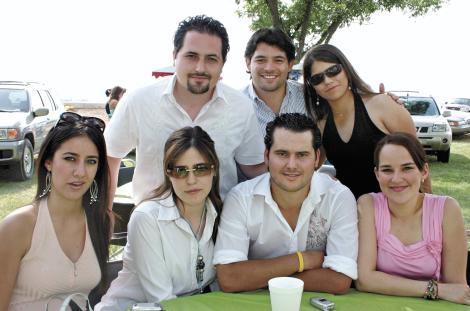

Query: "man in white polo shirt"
(214, 113), (358, 294)
(105, 15), (265, 205)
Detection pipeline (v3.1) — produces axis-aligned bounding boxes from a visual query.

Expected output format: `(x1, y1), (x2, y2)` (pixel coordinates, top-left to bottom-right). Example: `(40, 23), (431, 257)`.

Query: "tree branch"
(295, 0), (314, 62)
(264, 0), (283, 29)
(315, 16), (342, 46)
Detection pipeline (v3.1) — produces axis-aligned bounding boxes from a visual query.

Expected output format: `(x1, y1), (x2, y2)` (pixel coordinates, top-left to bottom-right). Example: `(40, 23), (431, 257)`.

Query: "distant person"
(105, 86), (126, 119)
(214, 113), (358, 294)
(96, 126), (222, 310)
(0, 112), (111, 310)
(302, 44), (431, 198)
(356, 132), (470, 305)
(104, 15), (265, 208)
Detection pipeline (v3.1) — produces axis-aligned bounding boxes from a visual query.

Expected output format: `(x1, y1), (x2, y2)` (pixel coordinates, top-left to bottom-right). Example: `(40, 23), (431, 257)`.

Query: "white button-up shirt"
(213, 172), (358, 279)
(96, 196), (217, 311)
(105, 75), (265, 204)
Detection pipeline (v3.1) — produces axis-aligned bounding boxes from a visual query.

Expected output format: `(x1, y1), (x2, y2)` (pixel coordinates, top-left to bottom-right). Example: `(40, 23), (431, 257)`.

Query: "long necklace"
(179, 205), (207, 293)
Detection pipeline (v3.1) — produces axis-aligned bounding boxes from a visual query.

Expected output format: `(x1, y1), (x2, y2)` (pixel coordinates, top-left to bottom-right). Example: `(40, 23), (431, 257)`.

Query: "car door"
(28, 89), (50, 153)
(38, 89), (58, 131)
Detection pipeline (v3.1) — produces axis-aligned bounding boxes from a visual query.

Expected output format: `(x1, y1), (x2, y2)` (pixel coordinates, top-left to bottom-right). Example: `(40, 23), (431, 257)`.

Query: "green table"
(162, 289), (470, 310)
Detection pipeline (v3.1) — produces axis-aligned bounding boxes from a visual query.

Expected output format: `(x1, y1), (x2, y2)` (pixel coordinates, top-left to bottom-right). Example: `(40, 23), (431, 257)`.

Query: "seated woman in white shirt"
(96, 126), (223, 311)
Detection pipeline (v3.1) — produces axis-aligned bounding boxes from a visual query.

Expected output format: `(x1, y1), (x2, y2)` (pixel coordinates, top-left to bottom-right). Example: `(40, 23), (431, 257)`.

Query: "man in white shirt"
(105, 15), (266, 205)
(214, 113), (358, 294)
(242, 27), (306, 137)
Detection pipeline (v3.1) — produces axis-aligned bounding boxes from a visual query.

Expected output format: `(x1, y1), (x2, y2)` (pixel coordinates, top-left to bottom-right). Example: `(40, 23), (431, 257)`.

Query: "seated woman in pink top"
(0, 112), (111, 310)
(356, 132), (470, 305)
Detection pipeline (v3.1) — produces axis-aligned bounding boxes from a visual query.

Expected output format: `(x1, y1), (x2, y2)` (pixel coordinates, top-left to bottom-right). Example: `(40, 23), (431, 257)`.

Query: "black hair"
(35, 119), (111, 295)
(265, 113), (321, 151)
(109, 86), (126, 101)
(244, 27), (295, 62)
(374, 132), (427, 171)
(302, 44), (377, 121)
(174, 15), (230, 62)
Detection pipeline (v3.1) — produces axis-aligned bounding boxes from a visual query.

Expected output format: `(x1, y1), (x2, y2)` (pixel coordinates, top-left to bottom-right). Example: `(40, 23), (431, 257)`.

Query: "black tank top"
(323, 93), (386, 199)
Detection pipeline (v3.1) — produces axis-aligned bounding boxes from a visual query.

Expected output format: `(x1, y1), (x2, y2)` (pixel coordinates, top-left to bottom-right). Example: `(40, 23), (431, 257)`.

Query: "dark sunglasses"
(55, 112), (106, 132)
(166, 163), (214, 179)
(309, 64), (343, 86)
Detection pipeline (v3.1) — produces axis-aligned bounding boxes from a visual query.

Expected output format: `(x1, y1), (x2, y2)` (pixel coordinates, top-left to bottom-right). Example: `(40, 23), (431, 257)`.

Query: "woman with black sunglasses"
(96, 126), (222, 311)
(0, 112), (111, 310)
(302, 44), (427, 199)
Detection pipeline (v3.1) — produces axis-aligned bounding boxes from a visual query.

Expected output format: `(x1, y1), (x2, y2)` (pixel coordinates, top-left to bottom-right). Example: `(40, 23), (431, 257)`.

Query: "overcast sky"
(1, 0), (468, 104)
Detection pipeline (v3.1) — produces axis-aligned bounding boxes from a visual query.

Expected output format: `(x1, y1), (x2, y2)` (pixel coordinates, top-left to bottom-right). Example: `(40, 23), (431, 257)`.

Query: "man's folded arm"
(215, 250), (324, 292)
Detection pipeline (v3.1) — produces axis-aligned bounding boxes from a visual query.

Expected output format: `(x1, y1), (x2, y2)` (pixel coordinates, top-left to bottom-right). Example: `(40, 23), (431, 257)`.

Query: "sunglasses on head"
(166, 163), (214, 179)
(55, 112), (106, 132)
(309, 64), (343, 86)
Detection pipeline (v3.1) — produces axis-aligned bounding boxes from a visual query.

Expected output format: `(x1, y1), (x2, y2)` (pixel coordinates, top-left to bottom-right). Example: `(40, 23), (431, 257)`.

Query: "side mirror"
(33, 107), (49, 117)
(442, 110), (451, 117)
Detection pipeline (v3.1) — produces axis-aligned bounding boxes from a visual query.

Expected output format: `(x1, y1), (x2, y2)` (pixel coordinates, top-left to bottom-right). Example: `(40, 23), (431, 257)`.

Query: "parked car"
(397, 92), (452, 163)
(0, 81), (64, 180)
(445, 98), (470, 113)
(443, 109), (470, 136)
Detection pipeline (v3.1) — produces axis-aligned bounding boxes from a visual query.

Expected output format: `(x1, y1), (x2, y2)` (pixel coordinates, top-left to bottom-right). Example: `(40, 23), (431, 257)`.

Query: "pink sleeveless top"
(372, 192), (445, 281)
(8, 199), (101, 311)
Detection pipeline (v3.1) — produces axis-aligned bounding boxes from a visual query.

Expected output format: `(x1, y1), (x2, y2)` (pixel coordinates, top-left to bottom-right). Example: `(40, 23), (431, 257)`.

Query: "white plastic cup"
(268, 277), (304, 311)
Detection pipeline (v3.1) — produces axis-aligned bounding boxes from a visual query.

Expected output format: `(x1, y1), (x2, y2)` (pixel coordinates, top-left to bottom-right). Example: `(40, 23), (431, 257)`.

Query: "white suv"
(0, 81), (64, 180)
(397, 92), (452, 163)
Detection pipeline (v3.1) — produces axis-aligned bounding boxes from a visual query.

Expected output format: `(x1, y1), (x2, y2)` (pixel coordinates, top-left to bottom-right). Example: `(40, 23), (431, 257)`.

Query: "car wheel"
(437, 149), (450, 163)
(12, 140), (34, 181)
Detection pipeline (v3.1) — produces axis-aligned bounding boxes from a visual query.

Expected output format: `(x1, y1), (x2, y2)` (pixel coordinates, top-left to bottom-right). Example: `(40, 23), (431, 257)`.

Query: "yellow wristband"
(296, 251), (304, 273)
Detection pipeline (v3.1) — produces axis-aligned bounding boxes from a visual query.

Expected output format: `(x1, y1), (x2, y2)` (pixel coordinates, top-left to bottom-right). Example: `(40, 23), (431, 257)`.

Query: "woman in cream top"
(0, 112), (111, 310)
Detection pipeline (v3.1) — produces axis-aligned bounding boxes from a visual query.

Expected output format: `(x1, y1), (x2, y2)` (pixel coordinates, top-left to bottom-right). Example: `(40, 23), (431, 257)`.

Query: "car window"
(38, 90), (55, 112)
(402, 97), (439, 116)
(45, 91), (58, 110)
(0, 89), (29, 112)
(29, 89), (45, 110)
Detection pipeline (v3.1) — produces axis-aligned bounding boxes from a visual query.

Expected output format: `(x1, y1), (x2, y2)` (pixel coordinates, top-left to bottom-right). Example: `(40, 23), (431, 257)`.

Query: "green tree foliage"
(235, 0), (447, 61)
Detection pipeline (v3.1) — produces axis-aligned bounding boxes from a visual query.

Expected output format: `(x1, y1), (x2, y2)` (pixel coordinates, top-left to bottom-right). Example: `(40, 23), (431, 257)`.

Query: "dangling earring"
(40, 171), (52, 197)
(316, 95), (320, 106)
(89, 180), (98, 205)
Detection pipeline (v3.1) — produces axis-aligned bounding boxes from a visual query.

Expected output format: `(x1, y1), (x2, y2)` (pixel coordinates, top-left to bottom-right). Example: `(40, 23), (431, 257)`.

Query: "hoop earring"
(89, 180), (98, 205)
(40, 171), (52, 197)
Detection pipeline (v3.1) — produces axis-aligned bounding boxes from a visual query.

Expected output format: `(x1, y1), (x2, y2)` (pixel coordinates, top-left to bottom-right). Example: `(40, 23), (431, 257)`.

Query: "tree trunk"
(315, 17), (342, 46)
(324, 19), (341, 43)
(295, 0), (314, 62)
(265, 0), (283, 29)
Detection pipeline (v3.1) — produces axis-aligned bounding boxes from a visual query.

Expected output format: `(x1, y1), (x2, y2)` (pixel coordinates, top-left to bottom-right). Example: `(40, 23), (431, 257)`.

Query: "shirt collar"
(163, 74), (228, 107)
(252, 171), (327, 206)
(155, 193), (218, 221)
(246, 83), (260, 102)
(247, 81), (292, 103)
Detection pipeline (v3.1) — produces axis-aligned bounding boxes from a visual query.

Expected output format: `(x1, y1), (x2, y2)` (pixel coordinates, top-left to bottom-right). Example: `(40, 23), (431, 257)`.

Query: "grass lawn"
(428, 134), (470, 228)
(1, 136), (470, 226)
(0, 170), (36, 220)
